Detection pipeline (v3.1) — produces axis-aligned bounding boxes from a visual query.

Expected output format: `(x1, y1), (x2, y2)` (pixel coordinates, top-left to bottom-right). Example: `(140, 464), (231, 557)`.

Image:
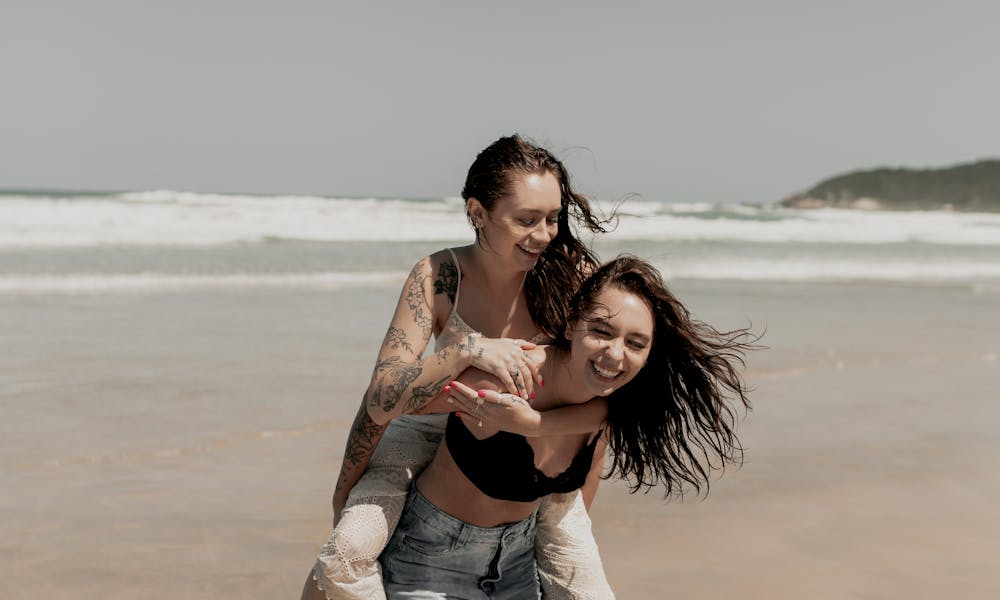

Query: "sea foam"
(2, 191), (998, 248)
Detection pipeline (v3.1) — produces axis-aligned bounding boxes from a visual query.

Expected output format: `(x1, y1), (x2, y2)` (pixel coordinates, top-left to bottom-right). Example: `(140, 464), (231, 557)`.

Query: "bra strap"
(445, 247), (463, 311)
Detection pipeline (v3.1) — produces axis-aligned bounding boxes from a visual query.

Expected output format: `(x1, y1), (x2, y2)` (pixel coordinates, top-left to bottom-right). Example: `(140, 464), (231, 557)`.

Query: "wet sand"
(2, 281), (998, 598)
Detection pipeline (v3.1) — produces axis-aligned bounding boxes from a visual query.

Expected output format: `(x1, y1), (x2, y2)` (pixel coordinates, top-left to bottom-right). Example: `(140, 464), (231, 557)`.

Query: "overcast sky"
(2, 1), (998, 203)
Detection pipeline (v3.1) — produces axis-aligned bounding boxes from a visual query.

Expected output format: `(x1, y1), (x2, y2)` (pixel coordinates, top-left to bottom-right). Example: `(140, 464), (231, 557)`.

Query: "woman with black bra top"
(302, 134), (616, 600)
(378, 256), (755, 599)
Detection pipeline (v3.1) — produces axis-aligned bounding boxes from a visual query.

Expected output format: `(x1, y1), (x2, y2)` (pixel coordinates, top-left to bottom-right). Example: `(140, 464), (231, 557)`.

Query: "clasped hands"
(446, 379), (542, 437)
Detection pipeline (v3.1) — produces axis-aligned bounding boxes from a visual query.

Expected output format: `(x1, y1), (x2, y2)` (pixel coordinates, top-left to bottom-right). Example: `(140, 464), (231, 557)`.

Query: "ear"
(466, 198), (486, 227)
(564, 322), (574, 342)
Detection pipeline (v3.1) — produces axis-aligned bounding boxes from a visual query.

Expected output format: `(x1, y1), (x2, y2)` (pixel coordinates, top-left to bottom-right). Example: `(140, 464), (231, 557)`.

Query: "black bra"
(445, 412), (601, 503)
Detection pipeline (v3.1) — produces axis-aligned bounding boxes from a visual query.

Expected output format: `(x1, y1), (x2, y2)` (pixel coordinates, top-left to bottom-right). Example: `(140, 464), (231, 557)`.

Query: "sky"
(2, 1), (999, 204)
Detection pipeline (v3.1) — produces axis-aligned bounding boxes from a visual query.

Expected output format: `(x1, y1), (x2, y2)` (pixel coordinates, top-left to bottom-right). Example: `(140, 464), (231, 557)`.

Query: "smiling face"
(467, 170), (562, 270)
(566, 285), (655, 398)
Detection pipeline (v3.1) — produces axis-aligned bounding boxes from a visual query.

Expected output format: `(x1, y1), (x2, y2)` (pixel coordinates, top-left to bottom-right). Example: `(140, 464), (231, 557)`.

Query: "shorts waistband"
(406, 484), (537, 545)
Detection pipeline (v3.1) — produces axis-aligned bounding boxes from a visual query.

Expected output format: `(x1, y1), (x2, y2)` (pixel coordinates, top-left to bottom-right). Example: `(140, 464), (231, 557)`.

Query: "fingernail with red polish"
(444, 385), (452, 392)
(478, 390), (487, 398)
(540, 379), (545, 387)
(529, 392), (536, 400)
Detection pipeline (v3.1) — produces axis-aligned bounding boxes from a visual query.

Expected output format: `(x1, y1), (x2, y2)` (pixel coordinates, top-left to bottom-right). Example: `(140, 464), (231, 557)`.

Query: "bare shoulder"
(426, 247), (466, 306)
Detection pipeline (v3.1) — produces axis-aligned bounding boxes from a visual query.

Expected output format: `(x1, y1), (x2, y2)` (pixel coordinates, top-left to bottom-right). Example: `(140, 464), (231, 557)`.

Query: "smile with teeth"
(591, 361), (622, 379)
(517, 243), (544, 255)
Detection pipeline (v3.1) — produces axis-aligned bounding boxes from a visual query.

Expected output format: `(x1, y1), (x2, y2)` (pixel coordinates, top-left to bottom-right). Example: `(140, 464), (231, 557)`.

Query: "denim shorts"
(379, 484), (541, 599)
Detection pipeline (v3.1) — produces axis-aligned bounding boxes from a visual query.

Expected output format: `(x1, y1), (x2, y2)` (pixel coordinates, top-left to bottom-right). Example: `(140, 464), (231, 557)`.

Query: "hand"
(446, 380), (542, 437)
(464, 336), (543, 399)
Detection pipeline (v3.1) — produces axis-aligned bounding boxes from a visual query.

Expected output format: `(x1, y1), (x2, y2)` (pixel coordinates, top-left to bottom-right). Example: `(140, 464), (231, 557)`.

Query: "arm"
(332, 254), (539, 506)
(365, 256), (543, 425)
(580, 433), (609, 511)
(364, 256), (472, 425)
(449, 376), (608, 510)
(528, 400), (608, 437)
(447, 383), (609, 437)
(331, 401), (387, 525)
(329, 256), (452, 513)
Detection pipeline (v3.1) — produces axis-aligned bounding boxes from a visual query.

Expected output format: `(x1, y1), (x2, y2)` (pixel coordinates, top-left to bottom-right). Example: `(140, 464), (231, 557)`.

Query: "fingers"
(504, 345), (532, 398)
(454, 411), (485, 429)
(513, 339), (537, 350)
(506, 357), (530, 398)
(509, 339), (543, 390)
(520, 350), (543, 390)
(446, 381), (486, 416)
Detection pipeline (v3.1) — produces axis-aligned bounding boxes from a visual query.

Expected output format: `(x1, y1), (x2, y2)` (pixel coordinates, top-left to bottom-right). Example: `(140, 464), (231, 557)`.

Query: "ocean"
(2, 189), (999, 294)
(3, 189), (999, 598)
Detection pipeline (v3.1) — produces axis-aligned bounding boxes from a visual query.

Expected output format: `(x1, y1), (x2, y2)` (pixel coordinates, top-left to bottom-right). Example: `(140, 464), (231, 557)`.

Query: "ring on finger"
(477, 419), (484, 428)
(476, 395), (484, 408)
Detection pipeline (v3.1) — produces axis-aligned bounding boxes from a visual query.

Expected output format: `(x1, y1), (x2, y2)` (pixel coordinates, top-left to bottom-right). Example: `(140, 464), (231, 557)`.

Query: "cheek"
(628, 349), (650, 370)
(578, 335), (602, 353)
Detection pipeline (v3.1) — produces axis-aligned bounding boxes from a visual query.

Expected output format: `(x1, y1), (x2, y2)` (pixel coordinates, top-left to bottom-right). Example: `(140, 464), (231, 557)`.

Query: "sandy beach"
(2, 279), (998, 599)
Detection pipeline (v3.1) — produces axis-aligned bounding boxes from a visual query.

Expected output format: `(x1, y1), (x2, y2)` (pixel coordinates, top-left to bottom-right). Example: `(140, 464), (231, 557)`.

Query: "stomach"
(414, 442), (540, 528)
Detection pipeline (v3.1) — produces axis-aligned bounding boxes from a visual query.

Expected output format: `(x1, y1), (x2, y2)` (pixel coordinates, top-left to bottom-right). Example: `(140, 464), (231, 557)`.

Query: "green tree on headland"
(781, 159), (1000, 211)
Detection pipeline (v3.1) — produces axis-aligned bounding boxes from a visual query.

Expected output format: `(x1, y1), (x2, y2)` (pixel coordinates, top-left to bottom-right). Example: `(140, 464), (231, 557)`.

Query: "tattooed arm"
(364, 254), (539, 425)
(363, 256), (471, 425)
(331, 402), (387, 524)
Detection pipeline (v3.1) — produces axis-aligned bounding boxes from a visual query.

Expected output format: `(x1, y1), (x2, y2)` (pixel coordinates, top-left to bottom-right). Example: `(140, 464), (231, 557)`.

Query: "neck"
(467, 244), (529, 296)
(540, 346), (593, 408)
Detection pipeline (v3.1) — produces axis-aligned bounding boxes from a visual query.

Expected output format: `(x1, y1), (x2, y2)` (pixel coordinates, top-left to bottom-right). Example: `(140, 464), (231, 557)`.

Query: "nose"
(532, 221), (554, 244)
(604, 338), (625, 361)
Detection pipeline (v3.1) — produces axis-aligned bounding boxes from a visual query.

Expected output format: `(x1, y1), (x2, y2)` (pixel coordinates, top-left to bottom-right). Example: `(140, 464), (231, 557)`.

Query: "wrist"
(460, 334), (477, 368)
(525, 410), (544, 437)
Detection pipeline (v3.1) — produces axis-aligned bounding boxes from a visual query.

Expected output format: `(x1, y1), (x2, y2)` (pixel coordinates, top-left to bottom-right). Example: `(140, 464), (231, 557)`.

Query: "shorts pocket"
(394, 510), (459, 557)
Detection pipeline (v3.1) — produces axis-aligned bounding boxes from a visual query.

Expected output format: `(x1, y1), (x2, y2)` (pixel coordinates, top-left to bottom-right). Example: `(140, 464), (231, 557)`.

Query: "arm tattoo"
(367, 356), (422, 413)
(435, 347), (450, 365)
(405, 374), (453, 414)
(342, 404), (386, 469)
(383, 326), (415, 356)
(433, 260), (459, 305)
(404, 262), (433, 341)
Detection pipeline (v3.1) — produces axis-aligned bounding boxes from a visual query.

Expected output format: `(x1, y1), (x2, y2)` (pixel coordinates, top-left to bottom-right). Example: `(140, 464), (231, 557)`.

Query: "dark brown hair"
(559, 255), (754, 498)
(462, 135), (608, 339)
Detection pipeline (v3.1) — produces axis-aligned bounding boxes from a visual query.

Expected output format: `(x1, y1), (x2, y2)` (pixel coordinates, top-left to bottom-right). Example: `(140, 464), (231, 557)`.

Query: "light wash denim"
(379, 484), (541, 599)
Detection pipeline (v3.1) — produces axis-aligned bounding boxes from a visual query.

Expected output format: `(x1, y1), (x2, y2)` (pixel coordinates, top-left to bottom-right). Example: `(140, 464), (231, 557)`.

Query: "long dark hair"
(560, 256), (754, 498)
(462, 135), (609, 339)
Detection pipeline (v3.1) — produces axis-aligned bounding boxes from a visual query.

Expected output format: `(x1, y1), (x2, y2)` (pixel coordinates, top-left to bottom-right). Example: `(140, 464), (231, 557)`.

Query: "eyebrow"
(517, 208), (561, 215)
(592, 318), (651, 342)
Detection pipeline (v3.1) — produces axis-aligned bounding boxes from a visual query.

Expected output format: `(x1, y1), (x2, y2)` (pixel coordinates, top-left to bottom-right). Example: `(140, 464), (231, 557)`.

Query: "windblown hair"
(559, 256), (754, 499)
(462, 134), (608, 339)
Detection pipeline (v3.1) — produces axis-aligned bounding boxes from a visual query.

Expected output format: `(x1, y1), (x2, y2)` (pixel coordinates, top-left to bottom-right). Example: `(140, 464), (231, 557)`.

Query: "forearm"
(365, 334), (476, 424)
(528, 398), (609, 437)
(333, 401), (388, 522)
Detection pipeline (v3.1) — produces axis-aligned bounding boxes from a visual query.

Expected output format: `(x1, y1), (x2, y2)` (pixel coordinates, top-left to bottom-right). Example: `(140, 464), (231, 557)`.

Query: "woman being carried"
(379, 256), (753, 597)
(302, 135), (614, 600)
